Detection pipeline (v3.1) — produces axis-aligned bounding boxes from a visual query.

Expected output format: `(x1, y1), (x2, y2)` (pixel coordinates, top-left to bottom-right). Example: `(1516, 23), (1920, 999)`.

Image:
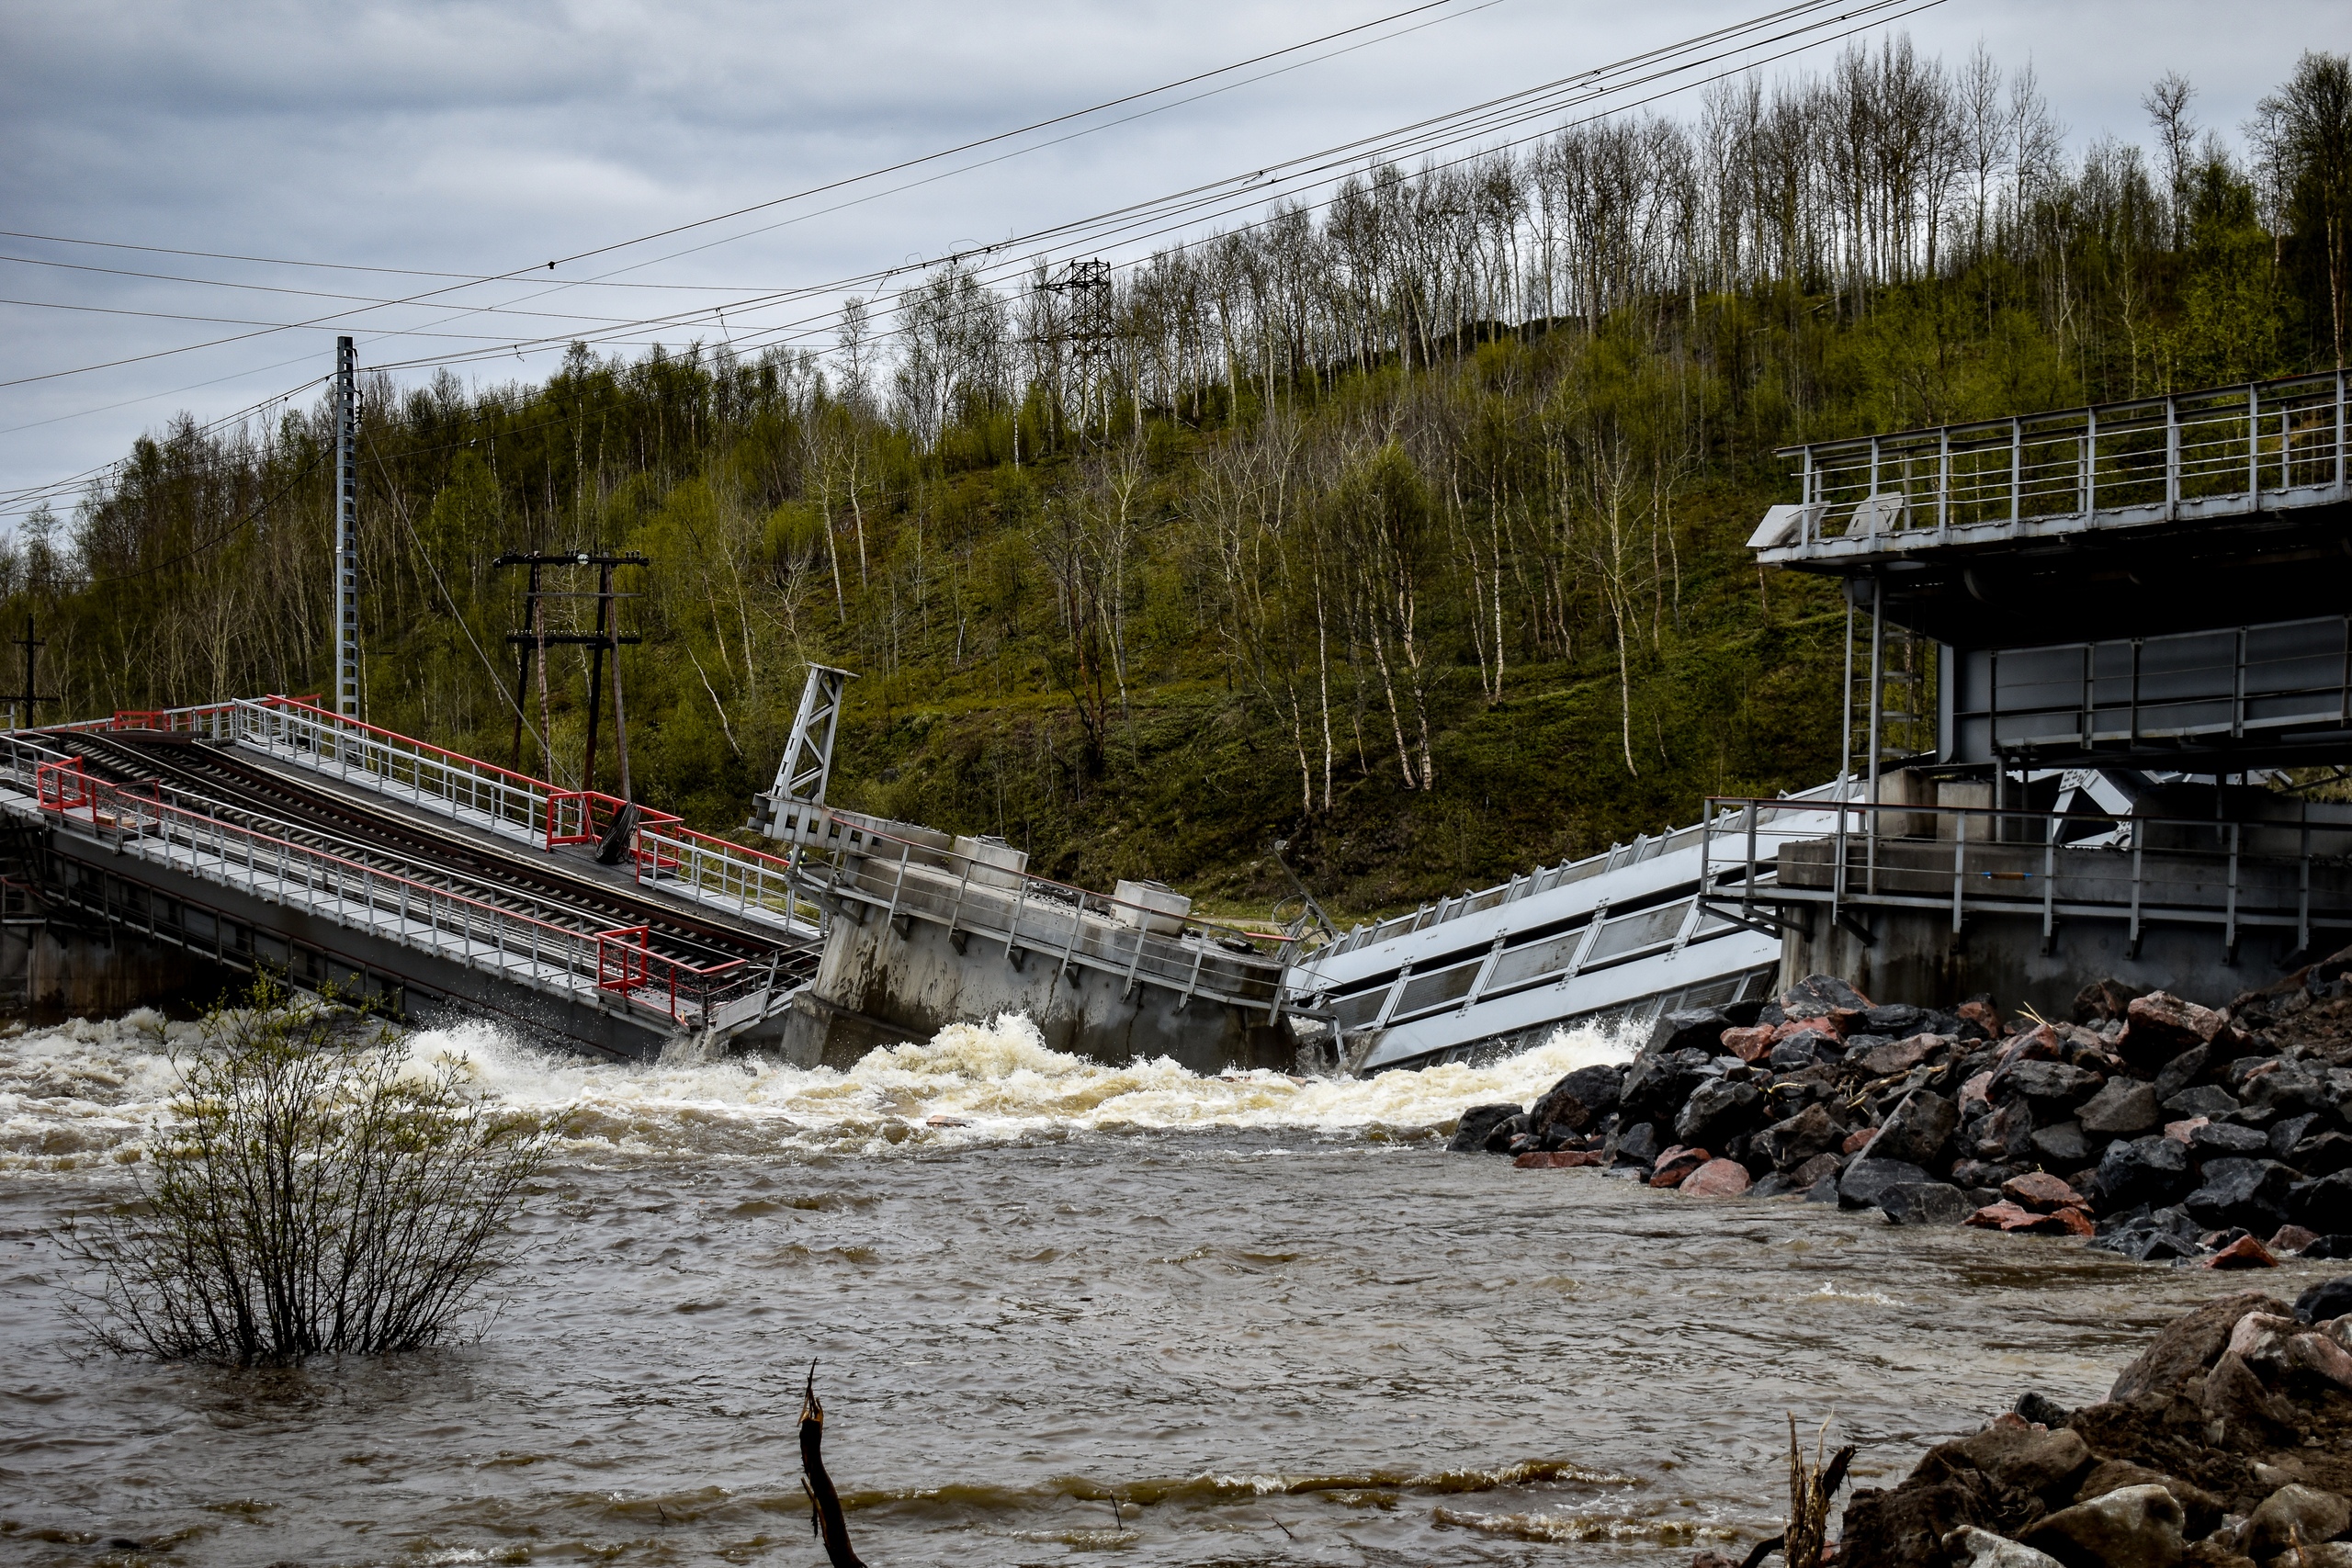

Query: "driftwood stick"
(800, 1362), (868, 1568)
(1784, 1412), (1858, 1568)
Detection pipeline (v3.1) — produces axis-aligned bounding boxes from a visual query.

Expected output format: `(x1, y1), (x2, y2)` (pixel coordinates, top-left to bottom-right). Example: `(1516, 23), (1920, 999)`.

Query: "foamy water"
(1, 1006), (2325, 1568)
(0, 1008), (1635, 1172)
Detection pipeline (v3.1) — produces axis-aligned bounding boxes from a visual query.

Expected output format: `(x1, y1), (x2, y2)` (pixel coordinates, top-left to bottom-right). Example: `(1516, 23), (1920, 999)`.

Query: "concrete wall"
(768, 908), (1292, 1073)
(1781, 904), (2319, 1017)
(0, 922), (234, 1020)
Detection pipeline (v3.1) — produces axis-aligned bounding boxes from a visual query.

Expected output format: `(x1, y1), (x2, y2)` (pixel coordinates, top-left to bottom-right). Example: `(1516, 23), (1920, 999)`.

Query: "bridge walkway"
(4, 697), (828, 1055)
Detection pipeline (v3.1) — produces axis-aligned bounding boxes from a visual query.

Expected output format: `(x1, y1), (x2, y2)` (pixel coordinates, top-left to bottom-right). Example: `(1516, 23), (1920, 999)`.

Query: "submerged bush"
(65, 976), (557, 1366)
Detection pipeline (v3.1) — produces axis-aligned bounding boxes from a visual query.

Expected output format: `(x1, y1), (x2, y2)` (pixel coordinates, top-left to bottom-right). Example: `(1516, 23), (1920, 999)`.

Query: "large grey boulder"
(2183, 1157), (2299, 1236)
(1863, 1090), (1960, 1169)
(2077, 1078), (2161, 1137)
(2090, 1134), (2192, 1211)
(1880, 1182), (1971, 1226)
(1447, 1103), (1522, 1153)
(2020, 1483), (2185, 1568)
(1531, 1065), (1622, 1135)
(1762, 1102), (1847, 1169)
(1645, 1008), (1735, 1056)
(1840, 1156), (1933, 1211)
(1996, 1060), (2105, 1112)
(1675, 1077), (1762, 1149)
(2242, 1483), (2352, 1563)
(1944, 1529), (2064, 1568)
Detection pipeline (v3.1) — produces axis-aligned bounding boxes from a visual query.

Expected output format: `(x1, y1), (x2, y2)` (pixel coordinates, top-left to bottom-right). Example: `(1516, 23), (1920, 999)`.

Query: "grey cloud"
(0, 0), (2327, 504)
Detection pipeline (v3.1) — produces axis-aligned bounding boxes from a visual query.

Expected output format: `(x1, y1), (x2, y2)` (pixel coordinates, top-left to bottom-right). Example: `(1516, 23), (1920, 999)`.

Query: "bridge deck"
(1755, 370), (2350, 570)
(8, 698), (828, 1054)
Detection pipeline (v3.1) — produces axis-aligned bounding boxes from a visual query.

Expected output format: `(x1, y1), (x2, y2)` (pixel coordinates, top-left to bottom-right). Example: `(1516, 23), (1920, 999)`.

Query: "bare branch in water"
(800, 1361), (868, 1568)
(1784, 1414), (1856, 1568)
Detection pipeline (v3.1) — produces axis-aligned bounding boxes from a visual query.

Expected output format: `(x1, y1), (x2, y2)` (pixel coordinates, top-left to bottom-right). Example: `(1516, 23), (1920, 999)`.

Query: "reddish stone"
(1959, 1070), (1996, 1115)
(1772, 1017), (1830, 1044)
(2270, 1224), (2321, 1255)
(2165, 1116), (2210, 1145)
(1856, 1035), (1933, 1077)
(1516, 1150), (1605, 1169)
(1680, 1158), (1753, 1198)
(2003, 1171), (2092, 1213)
(1994, 1022), (2062, 1066)
(1956, 998), (2003, 1035)
(1842, 1127), (1877, 1156)
(1966, 1201), (2092, 1235)
(2121, 990), (2225, 1067)
(1649, 1146), (1709, 1188)
(2205, 1235), (2280, 1269)
(1720, 1024), (1776, 1063)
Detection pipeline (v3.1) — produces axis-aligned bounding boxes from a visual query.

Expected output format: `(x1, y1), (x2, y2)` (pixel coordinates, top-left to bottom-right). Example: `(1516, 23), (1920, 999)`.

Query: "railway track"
(56, 728), (816, 981)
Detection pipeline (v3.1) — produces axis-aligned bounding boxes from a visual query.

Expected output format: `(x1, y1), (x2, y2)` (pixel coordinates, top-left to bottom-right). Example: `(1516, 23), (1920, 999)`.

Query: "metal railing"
(1769, 370), (2351, 552)
(636, 819), (824, 931)
(1703, 793), (2352, 957)
(232, 698), (821, 935)
(231, 698), (650, 851)
(1307, 776), (1858, 964)
(0, 729), (770, 1034)
(1954, 615), (2352, 759)
(805, 814), (1296, 1016)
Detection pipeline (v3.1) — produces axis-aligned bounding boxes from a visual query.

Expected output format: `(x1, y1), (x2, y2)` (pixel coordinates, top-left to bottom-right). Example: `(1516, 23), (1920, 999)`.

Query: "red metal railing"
(11, 745), (761, 1031)
(34, 757), (94, 812)
(595, 925), (653, 993)
(28, 693), (821, 936)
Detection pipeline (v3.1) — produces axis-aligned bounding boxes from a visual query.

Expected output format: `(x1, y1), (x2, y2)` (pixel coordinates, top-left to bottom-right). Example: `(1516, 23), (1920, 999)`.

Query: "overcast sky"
(0, 0), (2332, 519)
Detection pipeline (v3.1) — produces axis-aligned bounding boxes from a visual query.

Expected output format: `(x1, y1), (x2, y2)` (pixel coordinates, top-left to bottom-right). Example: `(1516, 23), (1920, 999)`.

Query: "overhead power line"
(0, 0), (1465, 394)
(362, 0), (1930, 381)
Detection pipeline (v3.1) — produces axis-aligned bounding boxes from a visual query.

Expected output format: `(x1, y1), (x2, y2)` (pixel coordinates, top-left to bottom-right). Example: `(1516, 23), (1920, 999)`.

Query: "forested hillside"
(11, 42), (2349, 919)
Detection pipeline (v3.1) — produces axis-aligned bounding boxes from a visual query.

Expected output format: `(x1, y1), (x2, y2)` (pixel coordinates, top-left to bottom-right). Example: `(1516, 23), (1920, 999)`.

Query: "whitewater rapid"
(0, 1007), (1635, 1172)
(2, 1005), (2312, 1568)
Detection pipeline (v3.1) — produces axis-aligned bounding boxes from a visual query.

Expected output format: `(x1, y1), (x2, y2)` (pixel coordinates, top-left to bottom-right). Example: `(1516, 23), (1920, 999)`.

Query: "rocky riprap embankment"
(1822, 1282), (2352, 1568)
(1452, 960), (2352, 1264)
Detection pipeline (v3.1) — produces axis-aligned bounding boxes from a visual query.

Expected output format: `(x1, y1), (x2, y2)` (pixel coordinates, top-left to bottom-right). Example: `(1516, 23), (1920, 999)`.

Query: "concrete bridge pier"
(766, 894), (1293, 1074)
(0, 919), (235, 1021)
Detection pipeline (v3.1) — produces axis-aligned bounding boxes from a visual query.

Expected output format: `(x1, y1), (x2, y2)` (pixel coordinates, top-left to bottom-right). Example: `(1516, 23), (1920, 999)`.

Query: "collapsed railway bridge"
(9, 368), (2350, 1075)
(0, 697), (823, 1057)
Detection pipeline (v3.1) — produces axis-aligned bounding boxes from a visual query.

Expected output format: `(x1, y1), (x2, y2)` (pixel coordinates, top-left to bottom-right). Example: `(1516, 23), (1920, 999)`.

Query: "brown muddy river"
(2, 1011), (2336, 1566)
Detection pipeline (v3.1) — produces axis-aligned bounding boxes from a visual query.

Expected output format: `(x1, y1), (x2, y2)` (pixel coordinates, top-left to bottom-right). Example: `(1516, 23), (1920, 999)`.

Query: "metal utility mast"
(493, 550), (648, 796)
(333, 336), (360, 719)
(1037, 259), (1114, 436)
(8, 615), (51, 731)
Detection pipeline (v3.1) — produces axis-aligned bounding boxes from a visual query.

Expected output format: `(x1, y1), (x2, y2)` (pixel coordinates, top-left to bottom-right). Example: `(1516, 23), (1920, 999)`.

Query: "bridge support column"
(0, 920), (233, 1020)
(768, 908), (1291, 1074)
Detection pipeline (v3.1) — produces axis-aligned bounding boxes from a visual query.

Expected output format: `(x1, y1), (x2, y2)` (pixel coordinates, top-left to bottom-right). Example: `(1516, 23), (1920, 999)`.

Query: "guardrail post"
(2336, 367), (2346, 491)
(2009, 418), (2022, 522)
(2083, 408), (2097, 515)
(2165, 396), (2180, 513)
(2041, 813), (2057, 954)
(885, 840), (911, 925)
(2249, 382), (2260, 499)
(1951, 809), (1966, 934)
(2225, 821), (2241, 962)
(1121, 919), (1148, 998)
(1052, 893), (1083, 987)
(2300, 817), (2312, 955)
(1742, 801), (1758, 919)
